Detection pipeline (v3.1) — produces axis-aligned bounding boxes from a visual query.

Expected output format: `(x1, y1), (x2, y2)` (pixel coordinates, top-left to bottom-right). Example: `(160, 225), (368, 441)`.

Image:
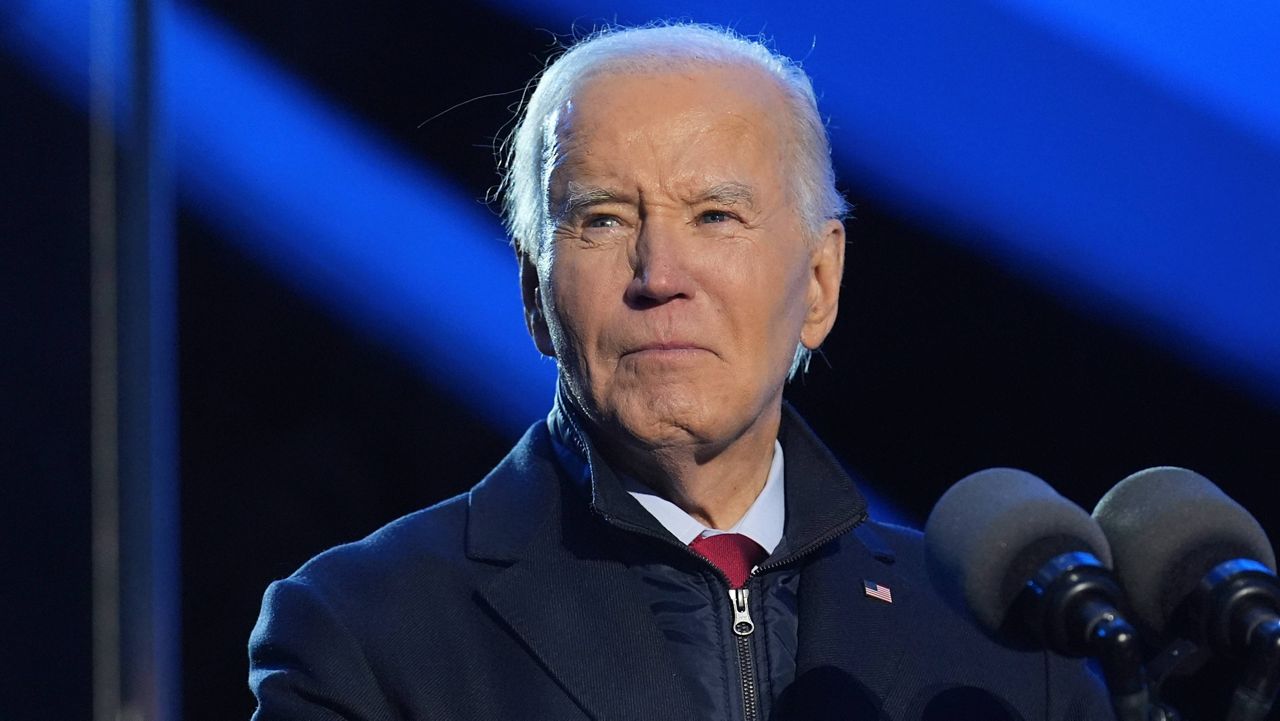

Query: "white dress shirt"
(621, 441), (785, 554)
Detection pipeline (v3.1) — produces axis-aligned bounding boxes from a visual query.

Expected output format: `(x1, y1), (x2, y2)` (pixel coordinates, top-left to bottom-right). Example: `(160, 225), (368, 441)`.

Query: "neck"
(594, 405), (782, 530)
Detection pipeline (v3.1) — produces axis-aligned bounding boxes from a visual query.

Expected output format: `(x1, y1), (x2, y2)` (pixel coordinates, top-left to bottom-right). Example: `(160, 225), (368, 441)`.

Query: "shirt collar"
(547, 386), (786, 553)
(620, 442), (785, 553)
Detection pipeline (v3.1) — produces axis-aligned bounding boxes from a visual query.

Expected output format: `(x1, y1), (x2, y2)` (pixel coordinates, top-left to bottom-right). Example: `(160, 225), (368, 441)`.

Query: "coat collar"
(465, 398), (900, 720)
(541, 387), (875, 563)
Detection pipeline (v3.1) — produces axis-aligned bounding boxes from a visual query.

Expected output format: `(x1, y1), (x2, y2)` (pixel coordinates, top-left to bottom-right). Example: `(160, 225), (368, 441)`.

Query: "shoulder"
(251, 492), (484, 657)
(292, 492), (473, 594)
(265, 419), (562, 619)
(858, 518), (924, 548)
(850, 518), (927, 569)
(247, 422), (566, 721)
(854, 519), (1113, 718)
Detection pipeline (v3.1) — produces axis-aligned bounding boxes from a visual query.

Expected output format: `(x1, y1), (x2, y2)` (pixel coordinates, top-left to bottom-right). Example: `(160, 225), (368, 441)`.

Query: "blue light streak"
(164, 9), (557, 436)
(2, 0), (557, 437)
(8, 0), (1276, 526)
(994, 0), (1280, 149)
(483, 0), (1280, 405)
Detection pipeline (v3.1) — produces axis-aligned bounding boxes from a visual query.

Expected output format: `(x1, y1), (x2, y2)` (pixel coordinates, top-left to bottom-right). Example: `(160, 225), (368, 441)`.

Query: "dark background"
(4, 1), (1278, 720)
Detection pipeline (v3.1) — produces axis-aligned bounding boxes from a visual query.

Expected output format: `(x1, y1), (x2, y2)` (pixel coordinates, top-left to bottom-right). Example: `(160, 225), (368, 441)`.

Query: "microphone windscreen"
(1092, 466), (1275, 635)
(925, 468), (1112, 634)
(920, 687), (1020, 721)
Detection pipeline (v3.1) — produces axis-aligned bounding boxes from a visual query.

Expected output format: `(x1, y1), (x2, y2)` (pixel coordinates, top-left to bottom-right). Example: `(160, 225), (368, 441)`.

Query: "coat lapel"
(787, 523), (909, 719)
(479, 550), (701, 721)
(468, 423), (700, 721)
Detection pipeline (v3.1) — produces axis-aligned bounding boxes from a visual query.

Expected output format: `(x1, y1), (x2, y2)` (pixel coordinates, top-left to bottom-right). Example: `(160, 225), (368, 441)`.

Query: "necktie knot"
(689, 532), (766, 588)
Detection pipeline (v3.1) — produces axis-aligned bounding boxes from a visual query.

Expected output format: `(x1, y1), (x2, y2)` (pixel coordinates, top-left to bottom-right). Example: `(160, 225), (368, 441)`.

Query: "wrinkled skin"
(520, 63), (845, 526)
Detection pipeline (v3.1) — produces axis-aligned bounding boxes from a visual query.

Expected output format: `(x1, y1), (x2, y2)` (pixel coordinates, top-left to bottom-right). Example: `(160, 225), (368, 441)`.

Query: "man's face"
(523, 63), (844, 457)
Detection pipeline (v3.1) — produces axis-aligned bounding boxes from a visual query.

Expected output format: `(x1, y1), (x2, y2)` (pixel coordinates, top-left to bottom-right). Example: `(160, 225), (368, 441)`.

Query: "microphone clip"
(1012, 551), (1165, 720)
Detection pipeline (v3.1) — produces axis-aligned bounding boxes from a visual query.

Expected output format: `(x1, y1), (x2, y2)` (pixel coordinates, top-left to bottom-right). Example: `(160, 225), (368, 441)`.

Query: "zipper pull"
(730, 588), (754, 636)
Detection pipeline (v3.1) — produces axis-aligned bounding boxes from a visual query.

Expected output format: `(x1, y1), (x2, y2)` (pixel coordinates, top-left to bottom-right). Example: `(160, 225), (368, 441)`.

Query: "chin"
(607, 382), (760, 452)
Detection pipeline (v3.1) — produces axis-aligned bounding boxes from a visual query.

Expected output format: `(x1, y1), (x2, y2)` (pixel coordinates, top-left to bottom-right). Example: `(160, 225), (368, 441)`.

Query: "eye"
(697, 209), (736, 225)
(586, 215), (623, 229)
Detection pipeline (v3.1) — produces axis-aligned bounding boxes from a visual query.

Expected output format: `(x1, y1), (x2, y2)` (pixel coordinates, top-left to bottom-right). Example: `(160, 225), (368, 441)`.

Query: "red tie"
(689, 533), (767, 588)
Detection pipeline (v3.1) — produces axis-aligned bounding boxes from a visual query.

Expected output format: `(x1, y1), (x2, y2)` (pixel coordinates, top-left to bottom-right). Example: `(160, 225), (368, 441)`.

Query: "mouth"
(622, 342), (712, 359)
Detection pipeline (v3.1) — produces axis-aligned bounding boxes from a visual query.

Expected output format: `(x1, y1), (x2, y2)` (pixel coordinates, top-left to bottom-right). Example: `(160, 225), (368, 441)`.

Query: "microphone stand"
(1198, 561), (1280, 721)
(1226, 615), (1280, 721)
(1023, 553), (1179, 721)
(1077, 598), (1160, 721)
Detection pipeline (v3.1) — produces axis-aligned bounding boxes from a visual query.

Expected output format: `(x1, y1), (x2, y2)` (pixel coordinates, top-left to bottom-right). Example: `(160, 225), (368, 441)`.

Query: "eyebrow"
(553, 183), (633, 223)
(691, 181), (758, 210)
(551, 180), (760, 222)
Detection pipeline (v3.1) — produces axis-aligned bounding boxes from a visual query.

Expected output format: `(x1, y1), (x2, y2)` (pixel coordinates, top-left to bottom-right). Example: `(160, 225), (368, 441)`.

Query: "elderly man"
(249, 24), (1113, 720)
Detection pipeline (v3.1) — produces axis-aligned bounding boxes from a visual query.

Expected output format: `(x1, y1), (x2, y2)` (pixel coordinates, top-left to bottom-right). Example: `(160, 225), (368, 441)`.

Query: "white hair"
(499, 23), (848, 377)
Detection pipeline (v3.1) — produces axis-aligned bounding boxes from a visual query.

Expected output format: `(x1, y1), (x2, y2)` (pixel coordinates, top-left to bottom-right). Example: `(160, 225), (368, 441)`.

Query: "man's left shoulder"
(845, 519), (928, 577)
(849, 518), (1113, 718)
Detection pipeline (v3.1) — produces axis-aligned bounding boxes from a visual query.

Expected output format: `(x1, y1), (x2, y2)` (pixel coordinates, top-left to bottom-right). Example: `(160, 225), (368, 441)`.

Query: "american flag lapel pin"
(863, 579), (893, 604)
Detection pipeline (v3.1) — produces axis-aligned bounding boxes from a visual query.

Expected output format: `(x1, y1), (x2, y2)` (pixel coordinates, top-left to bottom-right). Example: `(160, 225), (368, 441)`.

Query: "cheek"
(543, 256), (614, 358)
(729, 252), (812, 378)
(730, 248), (810, 328)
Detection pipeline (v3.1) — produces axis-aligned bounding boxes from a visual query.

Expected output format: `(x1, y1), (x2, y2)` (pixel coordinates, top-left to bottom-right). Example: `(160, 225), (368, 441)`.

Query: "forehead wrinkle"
(548, 67), (794, 219)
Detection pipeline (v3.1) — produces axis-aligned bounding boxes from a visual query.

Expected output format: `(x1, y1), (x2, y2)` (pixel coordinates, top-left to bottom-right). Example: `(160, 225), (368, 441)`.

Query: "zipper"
(729, 511), (868, 721)
(595, 509), (871, 721)
(753, 510), (869, 575)
(731, 587), (760, 721)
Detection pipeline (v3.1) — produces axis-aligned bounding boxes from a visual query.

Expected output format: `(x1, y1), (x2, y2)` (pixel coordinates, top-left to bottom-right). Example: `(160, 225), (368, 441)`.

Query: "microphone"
(1093, 467), (1280, 721)
(925, 468), (1158, 721)
(919, 686), (1019, 721)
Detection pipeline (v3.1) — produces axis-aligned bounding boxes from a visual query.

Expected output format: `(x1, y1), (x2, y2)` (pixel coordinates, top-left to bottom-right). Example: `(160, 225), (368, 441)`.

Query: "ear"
(799, 219), (846, 350)
(518, 246), (556, 357)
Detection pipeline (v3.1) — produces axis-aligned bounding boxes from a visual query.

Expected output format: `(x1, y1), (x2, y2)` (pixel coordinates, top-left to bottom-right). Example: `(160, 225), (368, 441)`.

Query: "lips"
(621, 341), (713, 359)
(628, 341), (705, 352)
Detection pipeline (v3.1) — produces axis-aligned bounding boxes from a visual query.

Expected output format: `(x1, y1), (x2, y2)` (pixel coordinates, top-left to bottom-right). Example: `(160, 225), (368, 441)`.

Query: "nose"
(625, 216), (696, 309)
